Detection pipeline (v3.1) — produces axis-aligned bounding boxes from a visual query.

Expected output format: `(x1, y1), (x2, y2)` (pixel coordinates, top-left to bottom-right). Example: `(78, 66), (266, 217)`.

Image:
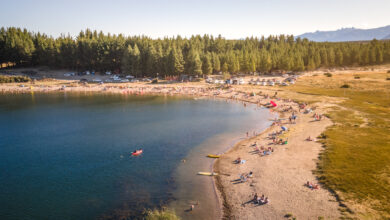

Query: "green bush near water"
(0, 75), (31, 83)
(324, 72), (332, 77)
(145, 208), (180, 220)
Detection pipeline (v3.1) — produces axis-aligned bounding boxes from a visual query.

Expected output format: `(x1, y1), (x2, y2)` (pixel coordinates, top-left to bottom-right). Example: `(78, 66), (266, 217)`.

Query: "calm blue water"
(0, 93), (269, 219)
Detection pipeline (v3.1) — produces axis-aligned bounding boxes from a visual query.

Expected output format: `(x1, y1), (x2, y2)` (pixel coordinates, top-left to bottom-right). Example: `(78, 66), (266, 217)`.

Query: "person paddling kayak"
(131, 149), (143, 156)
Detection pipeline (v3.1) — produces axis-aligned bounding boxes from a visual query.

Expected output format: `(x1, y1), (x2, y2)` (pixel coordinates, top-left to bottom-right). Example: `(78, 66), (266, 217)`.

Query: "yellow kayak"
(207, 154), (220, 158)
(198, 172), (218, 176)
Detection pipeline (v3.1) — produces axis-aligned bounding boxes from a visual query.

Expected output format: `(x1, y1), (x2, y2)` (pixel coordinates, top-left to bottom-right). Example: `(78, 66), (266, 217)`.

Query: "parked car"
(92, 78), (102, 82)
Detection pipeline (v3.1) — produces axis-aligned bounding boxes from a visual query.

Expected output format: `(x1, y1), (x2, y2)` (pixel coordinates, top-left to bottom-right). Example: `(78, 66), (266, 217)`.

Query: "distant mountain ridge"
(298, 25), (390, 42)
(383, 33), (390, 40)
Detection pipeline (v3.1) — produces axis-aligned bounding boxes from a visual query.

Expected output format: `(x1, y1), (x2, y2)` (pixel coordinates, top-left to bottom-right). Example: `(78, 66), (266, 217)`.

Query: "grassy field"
(284, 71), (390, 219)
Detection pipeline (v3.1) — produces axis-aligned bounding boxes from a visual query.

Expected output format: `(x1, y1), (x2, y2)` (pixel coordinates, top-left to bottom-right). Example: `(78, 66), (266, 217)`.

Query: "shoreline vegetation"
(145, 208), (180, 220)
(1, 65), (390, 219)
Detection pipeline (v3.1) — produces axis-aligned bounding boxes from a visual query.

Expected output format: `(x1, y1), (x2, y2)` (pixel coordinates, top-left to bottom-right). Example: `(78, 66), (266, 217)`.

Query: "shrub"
(284, 213), (293, 218)
(152, 78), (158, 84)
(0, 75), (31, 83)
(340, 84), (350, 88)
(318, 133), (327, 139)
(387, 70), (390, 73)
(324, 72), (332, 77)
(387, 77), (390, 81)
(354, 76), (360, 79)
(222, 72), (231, 80)
(145, 208), (180, 220)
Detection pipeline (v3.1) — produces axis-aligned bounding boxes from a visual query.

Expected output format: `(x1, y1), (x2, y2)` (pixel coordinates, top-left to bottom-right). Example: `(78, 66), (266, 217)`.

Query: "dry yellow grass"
(274, 71), (390, 219)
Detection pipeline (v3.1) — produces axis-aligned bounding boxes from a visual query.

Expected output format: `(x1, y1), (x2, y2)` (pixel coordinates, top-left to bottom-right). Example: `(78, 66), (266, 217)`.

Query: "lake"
(0, 93), (272, 219)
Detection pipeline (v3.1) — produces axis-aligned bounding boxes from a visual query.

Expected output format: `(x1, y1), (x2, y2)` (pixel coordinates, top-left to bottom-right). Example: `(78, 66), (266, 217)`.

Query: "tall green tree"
(202, 53), (212, 75)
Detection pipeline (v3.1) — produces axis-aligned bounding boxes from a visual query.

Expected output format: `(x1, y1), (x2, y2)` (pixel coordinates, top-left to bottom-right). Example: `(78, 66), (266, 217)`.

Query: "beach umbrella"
(270, 101), (277, 107)
(281, 126), (288, 131)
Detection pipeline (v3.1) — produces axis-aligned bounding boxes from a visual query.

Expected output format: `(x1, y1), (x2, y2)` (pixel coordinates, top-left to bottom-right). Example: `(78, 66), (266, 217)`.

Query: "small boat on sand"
(198, 172), (218, 176)
(131, 149), (143, 156)
(207, 154), (220, 158)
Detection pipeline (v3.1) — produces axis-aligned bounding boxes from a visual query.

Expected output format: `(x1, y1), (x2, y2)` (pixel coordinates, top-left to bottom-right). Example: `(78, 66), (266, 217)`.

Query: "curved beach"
(214, 100), (341, 219)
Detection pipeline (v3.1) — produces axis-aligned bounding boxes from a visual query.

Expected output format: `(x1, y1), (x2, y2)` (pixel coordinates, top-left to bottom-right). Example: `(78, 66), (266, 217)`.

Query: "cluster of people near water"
(268, 129), (288, 145)
(253, 144), (274, 156)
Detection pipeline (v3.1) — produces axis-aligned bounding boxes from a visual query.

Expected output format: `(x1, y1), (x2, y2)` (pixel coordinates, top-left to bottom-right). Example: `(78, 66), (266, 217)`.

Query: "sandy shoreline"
(214, 103), (341, 219)
(0, 81), (341, 219)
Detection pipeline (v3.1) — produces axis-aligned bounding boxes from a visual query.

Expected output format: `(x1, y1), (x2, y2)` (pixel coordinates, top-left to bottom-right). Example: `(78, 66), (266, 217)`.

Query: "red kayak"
(131, 150), (143, 156)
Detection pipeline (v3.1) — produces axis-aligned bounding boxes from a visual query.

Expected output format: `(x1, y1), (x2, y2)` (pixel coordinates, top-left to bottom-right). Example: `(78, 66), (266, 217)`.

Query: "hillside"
(298, 25), (390, 42)
(383, 33), (390, 40)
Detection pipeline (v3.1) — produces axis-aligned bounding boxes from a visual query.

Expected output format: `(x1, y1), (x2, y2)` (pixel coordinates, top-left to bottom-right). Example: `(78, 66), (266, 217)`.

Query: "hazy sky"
(1, 0), (389, 38)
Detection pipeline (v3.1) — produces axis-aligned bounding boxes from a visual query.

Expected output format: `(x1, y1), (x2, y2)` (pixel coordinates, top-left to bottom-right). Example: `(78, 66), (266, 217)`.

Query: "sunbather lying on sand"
(260, 150), (272, 156)
(234, 157), (246, 164)
(240, 174), (247, 182)
(306, 181), (320, 190)
(306, 136), (314, 141)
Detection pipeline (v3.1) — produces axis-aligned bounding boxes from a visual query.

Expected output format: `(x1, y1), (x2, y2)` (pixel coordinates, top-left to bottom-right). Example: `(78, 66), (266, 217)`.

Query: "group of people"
(273, 138), (288, 145)
(268, 130), (283, 138)
(298, 103), (308, 112)
(288, 113), (297, 124)
(253, 193), (269, 205)
(256, 146), (274, 156)
(234, 157), (246, 164)
(239, 171), (253, 183)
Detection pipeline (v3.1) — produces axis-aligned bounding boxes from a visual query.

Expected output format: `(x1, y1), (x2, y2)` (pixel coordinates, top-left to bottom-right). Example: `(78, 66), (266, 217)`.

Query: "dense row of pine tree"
(1, 27), (390, 77)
